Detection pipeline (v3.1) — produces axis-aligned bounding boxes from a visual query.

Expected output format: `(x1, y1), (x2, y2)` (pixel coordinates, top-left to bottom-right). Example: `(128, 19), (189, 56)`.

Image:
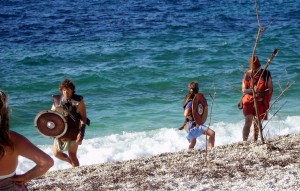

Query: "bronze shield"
(34, 110), (68, 138)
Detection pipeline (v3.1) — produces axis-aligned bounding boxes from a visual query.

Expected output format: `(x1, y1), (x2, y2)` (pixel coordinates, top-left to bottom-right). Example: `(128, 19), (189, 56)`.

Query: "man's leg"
(68, 142), (79, 167)
(188, 138), (196, 149)
(53, 143), (71, 164)
(204, 128), (215, 148)
(243, 115), (253, 141)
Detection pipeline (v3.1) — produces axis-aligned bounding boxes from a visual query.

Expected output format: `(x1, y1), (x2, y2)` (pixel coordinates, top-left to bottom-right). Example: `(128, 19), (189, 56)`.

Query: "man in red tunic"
(242, 55), (273, 141)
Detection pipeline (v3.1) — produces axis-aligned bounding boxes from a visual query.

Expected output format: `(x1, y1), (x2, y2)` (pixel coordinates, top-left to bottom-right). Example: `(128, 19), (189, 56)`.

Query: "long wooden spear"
(205, 82), (216, 163)
(257, 48), (279, 84)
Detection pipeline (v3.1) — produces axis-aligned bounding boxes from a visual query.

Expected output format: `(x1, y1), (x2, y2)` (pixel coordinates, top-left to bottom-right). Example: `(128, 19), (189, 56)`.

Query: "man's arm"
(242, 80), (252, 95)
(76, 98), (87, 143)
(267, 75), (273, 94)
(78, 98), (87, 125)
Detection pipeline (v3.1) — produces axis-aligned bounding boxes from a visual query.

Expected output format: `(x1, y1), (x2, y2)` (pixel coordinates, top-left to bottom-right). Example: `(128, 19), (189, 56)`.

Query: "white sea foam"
(16, 115), (300, 174)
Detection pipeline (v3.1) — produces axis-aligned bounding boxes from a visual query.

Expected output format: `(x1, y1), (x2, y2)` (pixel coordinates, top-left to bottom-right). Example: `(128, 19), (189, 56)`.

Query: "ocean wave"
(16, 115), (300, 173)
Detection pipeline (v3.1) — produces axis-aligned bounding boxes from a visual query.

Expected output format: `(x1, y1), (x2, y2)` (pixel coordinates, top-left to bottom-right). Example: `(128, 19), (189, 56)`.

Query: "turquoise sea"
(0, 0), (299, 173)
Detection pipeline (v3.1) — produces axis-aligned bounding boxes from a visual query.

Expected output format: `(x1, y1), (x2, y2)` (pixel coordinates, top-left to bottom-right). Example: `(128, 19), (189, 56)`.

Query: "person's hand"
(76, 133), (83, 144)
(254, 85), (258, 92)
(258, 89), (270, 97)
(243, 88), (253, 94)
(76, 124), (86, 144)
(10, 175), (28, 185)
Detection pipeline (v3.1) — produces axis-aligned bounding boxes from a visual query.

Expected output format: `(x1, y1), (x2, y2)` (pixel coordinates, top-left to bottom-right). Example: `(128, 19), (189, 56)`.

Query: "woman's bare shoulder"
(9, 131), (40, 157)
(9, 131), (30, 147)
(9, 131), (25, 140)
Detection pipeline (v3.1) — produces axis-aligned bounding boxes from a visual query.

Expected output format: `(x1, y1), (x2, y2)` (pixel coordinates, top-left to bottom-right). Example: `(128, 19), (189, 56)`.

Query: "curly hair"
(0, 90), (13, 158)
(182, 82), (199, 108)
(59, 79), (76, 94)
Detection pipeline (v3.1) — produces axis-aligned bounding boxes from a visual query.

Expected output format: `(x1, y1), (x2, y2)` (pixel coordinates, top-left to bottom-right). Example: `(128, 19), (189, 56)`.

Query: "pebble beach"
(27, 133), (300, 191)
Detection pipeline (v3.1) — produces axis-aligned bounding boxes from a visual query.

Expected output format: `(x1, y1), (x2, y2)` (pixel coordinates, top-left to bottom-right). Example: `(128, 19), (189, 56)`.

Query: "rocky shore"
(28, 134), (300, 191)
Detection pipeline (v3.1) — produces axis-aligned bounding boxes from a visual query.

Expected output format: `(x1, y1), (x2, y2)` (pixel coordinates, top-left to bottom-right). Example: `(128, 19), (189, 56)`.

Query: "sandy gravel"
(27, 133), (300, 191)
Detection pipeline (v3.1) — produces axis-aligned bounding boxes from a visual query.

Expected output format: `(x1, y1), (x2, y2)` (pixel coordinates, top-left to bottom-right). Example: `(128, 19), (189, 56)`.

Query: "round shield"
(192, 93), (208, 126)
(34, 110), (68, 138)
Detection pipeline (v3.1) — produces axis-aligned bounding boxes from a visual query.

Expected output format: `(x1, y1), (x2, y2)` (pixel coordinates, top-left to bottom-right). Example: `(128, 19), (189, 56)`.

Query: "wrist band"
(79, 125), (86, 137)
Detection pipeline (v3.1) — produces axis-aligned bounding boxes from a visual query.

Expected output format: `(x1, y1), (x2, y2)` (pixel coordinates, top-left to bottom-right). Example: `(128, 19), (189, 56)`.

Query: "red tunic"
(242, 69), (273, 120)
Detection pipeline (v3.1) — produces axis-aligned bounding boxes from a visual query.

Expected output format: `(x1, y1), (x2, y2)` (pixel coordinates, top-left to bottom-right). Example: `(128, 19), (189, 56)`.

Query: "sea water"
(0, 0), (299, 173)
